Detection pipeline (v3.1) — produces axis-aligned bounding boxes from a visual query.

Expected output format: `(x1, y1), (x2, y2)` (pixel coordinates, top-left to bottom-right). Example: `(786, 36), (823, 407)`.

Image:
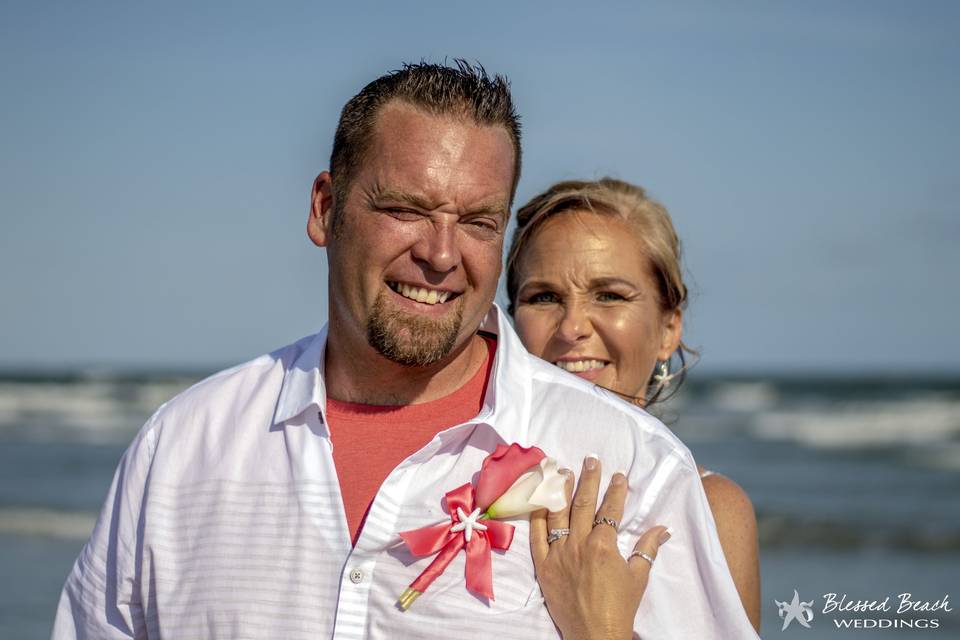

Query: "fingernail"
(611, 472), (626, 486)
(559, 467), (574, 477)
(658, 527), (673, 545)
(584, 453), (599, 471)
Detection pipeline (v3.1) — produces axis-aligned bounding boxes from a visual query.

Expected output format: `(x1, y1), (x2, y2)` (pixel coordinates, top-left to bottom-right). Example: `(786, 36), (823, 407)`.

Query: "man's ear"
(307, 171), (336, 247)
(657, 308), (683, 361)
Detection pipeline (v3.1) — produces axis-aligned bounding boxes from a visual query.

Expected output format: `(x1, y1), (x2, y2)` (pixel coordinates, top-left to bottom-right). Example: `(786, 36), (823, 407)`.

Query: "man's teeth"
(390, 282), (451, 305)
(554, 360), (607, 373)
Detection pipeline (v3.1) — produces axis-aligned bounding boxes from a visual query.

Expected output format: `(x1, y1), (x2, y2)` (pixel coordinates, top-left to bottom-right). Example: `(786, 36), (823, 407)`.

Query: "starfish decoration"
(450, 507), (487, 542)
(653, 362), (672, 388)
(398, 444), (549, 608)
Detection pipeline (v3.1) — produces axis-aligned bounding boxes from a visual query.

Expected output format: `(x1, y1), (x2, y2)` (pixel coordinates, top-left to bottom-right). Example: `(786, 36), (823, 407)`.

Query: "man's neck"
(324, 330), (489, 406)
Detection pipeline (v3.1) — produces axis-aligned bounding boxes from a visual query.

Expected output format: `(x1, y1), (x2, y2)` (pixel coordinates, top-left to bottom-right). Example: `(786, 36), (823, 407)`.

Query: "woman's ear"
(657, 308), (683, 361)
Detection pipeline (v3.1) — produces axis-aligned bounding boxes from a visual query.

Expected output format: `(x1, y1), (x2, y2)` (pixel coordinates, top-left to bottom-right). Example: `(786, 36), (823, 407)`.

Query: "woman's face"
(513, 211), (682, 400)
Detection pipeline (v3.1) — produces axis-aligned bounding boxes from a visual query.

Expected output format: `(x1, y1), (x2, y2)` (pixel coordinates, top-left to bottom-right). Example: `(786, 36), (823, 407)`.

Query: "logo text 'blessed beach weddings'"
(774, 590), (951, 631)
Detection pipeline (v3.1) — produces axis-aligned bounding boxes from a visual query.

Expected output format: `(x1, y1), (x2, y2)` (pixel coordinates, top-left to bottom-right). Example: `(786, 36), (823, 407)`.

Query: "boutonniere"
(398, 443), (567, 610)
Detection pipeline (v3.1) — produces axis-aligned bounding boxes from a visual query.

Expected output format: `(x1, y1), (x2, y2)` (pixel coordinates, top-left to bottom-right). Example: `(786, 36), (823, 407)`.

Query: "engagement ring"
(546, 528), (571, 543)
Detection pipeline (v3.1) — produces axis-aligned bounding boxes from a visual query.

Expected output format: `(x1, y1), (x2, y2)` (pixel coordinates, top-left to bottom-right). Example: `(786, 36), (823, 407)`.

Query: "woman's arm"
(701, 473), (761, 632)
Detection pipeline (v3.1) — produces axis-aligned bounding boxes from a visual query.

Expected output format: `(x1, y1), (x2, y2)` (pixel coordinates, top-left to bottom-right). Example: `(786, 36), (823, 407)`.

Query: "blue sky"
(1, 1), (958, 372)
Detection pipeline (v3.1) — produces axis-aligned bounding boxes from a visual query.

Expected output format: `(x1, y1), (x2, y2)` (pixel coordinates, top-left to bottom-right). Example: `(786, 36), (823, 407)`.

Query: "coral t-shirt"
(326, 336), (495, 545)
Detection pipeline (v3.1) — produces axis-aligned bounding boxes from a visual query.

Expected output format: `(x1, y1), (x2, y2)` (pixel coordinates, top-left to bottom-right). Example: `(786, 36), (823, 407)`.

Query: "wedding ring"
(629, 550), (655, 565)
(546, 528), (571, 544)
(592, 516), (619, 531)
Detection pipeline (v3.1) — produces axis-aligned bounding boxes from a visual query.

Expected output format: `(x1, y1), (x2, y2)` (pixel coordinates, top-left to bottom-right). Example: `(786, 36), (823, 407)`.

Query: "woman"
(507, 178), (760, 636)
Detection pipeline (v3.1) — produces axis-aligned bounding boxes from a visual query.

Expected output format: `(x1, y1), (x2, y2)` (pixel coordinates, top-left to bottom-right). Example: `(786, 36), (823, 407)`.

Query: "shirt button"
(349, 568), (364, 584)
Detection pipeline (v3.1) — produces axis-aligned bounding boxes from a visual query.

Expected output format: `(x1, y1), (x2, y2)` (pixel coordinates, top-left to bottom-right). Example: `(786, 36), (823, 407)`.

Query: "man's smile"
(386, 281), (462, 306)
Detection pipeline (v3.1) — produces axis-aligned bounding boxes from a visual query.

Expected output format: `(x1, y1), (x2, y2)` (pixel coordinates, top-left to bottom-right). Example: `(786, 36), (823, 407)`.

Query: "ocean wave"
(0, 507), (95, 540)
(749, 397), (960, 450)
(0, 379), (194, 442)
(709, 382), (781, 412)
(757, 512), (960, 552)
(903, 442), (960, 472)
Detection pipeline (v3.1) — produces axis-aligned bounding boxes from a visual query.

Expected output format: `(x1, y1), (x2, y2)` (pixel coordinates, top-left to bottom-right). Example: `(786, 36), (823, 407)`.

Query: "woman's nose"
(556, 302), (593, 343)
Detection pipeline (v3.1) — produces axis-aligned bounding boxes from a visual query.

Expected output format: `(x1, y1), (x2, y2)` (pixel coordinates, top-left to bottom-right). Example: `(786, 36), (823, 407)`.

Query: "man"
(52, 62), (757, 639)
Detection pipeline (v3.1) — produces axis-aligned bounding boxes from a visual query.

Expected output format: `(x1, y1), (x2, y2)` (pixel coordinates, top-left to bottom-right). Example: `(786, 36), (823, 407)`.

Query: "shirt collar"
(476, 303), (534, 446)
(271, 304), (533, 445)
(272, 325), (328, 427)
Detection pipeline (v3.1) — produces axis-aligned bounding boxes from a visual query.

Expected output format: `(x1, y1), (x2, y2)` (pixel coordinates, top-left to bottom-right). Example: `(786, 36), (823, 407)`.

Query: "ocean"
(1, 371), (958, 638)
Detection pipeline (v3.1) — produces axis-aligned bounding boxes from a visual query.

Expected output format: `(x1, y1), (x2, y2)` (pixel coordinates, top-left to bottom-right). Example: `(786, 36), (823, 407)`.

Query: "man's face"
(312, 101), (515, 367)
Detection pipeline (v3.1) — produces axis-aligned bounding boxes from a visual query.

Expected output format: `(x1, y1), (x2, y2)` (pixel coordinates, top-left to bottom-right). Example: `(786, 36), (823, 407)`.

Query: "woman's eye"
(597, 291), (627, 302)
(527, 292), (560, 304)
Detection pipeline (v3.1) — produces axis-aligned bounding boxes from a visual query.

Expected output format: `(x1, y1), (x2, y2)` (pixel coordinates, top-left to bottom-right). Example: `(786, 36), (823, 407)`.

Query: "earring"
(652, 360), (677, 389)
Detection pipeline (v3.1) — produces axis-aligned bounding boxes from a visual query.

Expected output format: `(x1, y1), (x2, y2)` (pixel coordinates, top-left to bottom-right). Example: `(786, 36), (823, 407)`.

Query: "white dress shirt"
(52, 305), (759, 639)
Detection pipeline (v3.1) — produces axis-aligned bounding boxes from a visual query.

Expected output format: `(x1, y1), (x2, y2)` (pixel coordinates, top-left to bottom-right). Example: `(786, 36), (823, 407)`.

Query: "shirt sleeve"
(51, 419), (158, 640)
(629, 451), (760, 640)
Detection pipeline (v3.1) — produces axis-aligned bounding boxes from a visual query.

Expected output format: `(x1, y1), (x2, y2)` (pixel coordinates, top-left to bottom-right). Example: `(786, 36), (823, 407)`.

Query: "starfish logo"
(775, 589), (815, 630)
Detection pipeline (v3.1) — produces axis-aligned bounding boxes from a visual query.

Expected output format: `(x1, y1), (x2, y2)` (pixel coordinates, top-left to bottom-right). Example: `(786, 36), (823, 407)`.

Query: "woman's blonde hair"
(506, 177), (694, 404)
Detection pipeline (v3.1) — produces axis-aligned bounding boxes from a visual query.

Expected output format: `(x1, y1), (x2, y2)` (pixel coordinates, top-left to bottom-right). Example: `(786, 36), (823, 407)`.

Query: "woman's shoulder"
(698, 468), (756, 524)
(697, 467), (762, 631)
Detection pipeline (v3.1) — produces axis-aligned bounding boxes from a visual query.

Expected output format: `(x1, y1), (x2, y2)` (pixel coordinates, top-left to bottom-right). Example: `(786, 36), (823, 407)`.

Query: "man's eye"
(527, 292), (560, 304)
(383, 207), (422, 220)
(597, 291), (627, 302)
(465, 218), (499, 232)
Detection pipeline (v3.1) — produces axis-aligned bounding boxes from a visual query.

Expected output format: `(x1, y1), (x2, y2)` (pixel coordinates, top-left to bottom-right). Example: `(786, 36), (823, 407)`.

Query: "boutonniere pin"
(397, 443), (567, 610)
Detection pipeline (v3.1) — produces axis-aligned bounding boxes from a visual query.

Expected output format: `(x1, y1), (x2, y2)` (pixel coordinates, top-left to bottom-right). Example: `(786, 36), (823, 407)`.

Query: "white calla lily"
(485, 457), (568, 519)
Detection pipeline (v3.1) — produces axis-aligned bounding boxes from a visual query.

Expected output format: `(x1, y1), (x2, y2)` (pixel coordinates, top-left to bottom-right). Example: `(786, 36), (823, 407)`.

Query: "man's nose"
(556, 301), (593, 344)
(411, 222), (461, 275)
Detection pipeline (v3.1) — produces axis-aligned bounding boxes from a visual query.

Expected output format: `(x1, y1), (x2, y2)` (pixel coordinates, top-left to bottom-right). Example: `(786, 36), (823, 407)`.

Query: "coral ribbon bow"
(400, 483), (514, 601)
(397, 443), (546, 608)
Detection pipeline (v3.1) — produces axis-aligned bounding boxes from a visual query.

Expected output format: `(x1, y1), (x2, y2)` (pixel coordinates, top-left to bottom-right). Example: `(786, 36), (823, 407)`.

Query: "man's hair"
(329, 60), (522, 229)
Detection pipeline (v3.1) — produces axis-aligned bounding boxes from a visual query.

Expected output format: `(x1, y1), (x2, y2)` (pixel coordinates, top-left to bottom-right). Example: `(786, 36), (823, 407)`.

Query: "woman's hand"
(530, 455), (671, 640)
